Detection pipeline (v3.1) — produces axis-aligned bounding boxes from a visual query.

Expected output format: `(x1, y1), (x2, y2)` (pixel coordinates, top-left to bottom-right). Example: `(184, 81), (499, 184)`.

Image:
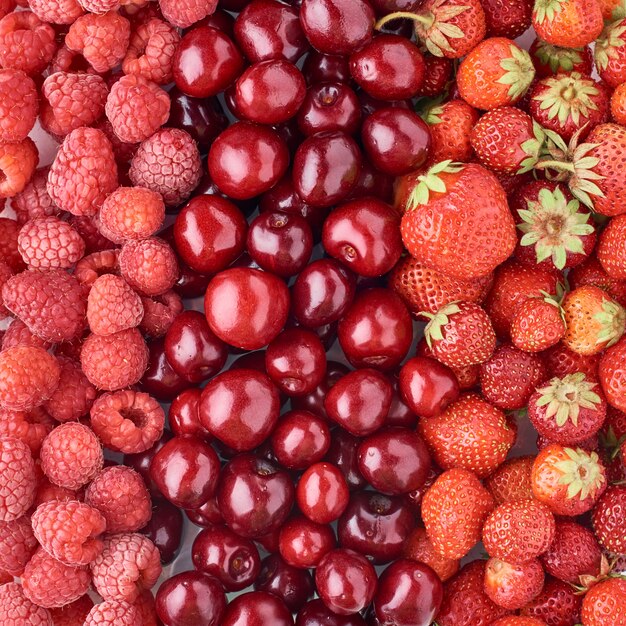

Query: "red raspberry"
(65, 12), (130, 73)
(84, 600), (139, 626)
(0, 407), (54, 456)
(87, 274), (144, 336)
(0, 218), (25, 272)
(85, 466), (152, 532)
(91, 533), (161, 602)
(50, 595), (94, 626)
(0, 260), (12, 314)
(68, 215), (117, 253)
(134, 590), (158, 626)
(93, 118), (139, 164)
(0, 69), (37, 142)
(0, 437), (36, 521)
(0, 10), (56, 74)
(29, 0), (84, 24)
(0, 347), (60, 412)
(1, 319), (52, 352)
(0, 0), (17, 19)
(89, 389), (165, 453)
(41, 72), (109, 137)
(75, 249), (120, 288)
(122, 18), (179, 84)
(49, 42), (93, 74)
(32, 500), (106, 566)
(81, 328), (149, 390)
(12, 167), (60, 226)
(129, 127), (202, 206)
(119, 237), (178, 296)
(140, 290), (182, 337)
(0, 516), (38, 576)
(17, 217), (85, 269)
(40, 423), (103, 490)
(159, 0), (218, 28)
(78, 0), (120, 12)
(2, 269), (87, 342)
(33, 478), (79, 508)
(0, 138), (38, 198)
(0, 581), (53, 625)
(22, 548), (91, 608)
(48, 127), (118, 217)
(43, 357), (97, 423)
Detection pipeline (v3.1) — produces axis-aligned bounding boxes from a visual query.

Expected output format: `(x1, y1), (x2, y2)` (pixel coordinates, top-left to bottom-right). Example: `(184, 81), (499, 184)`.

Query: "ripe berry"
(0, 581), (52, 625)
(0, 68), (37, 142)
(119, 237), (178, 296)
(84, 600), (139, 626)
(0, 138), (38, 198)
(18, 217), (85, 269)
(0, 516), (37, 576)
(87, 274), (144, 336)
(0, 10), (56, 74)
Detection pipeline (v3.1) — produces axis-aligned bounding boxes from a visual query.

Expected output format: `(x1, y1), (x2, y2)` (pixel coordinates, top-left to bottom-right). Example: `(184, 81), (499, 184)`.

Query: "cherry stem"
(375, 11), (430, 30)
(535, 160), (576, 173)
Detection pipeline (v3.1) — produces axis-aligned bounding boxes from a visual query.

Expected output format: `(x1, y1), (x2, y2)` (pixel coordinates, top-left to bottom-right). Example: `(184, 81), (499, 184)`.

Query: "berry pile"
(0, 0), (626, 624)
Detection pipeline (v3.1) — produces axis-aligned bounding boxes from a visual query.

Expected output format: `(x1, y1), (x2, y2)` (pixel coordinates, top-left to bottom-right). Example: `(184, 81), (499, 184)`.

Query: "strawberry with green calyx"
(457, 37), (536, 110)
(510, 292), (567, 352)
(594, 18), (626, 88)
(400, 161), (517, 280)
(532, 0), (603, 48)
(598, 0), (626, 20)
(570, 256), (626, 309)
(599, 336), (626, 412)
(530, 38), (593, 78)
(598, 214), (626, 281)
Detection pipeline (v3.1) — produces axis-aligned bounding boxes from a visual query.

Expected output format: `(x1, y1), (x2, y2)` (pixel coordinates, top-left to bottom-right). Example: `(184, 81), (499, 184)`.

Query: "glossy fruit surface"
(140, 499), (184, 565)
(271, 410), (331, 470)
(297, 83), (361, 137)
(279, 515), (337, 569)
(296, 462), (350, 524)
(222, 591), (294, 626)
(254, 553), (315, 612)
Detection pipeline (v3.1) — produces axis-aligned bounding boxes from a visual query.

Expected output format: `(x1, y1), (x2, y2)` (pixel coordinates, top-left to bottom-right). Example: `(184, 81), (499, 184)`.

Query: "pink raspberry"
(41, 72), (109, 137)
(29, 0), (84, 24)
(0, 437), (36, 521)
(87, 274), (144, 336)
(0, 218), (25, 272)
(81, 328), (149, 390)
(0, 10), (56, 74)
(119, 237), (178, 296)
(129, 128), (202, 206)
(84, 600), (139, 626)
(65, 12), (130, 73)
(134, 590), (158, 626)
(40, 423), (103, 490)
(32, 500), (106, 566)
(0, 69), (37, 142)
(85, 466), (152, 532)
(0, 1), (17, 19)
(49, 43), (94, 74)
(78, 0), (120, 12)
(0, 581), (53, 625)
(99, 186), (165, 243)
(33, 478), (80, 508)
(0, 516), (38, 576)
(2, 269), (87, 342)
(1, 319), (52, 352)
(44, 357), (97, 423)
(0, 260), (12, 314)
(0, 407), (54, 456)
(91, 533), (161, 602)
(0, 347), (60, 412)
(68, 215), (117, 253)
(159, 0), (218, 28)
(50, 595), (95, 626)
(0, 138), (38, 198)
(93, 118), (139, 164)
(140, 290), (182, 337)
(90, 389), (164, 453)
(122, 18), (179, 84)
(75, 249), (120, 288)
(17, 217), (85, 269)
(12, 167), (61, 226)
(22, 548), (91, 609)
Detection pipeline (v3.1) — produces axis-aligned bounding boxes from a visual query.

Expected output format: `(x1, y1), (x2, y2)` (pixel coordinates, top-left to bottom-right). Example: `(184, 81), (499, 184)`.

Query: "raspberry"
(33, 478), (79, 508)
(0, 69), (37, 142)
(0, 581), (53, 625)
(119, 237), (178, 296)
(43, 356), (97, 422)
(0, 406), (53, 455)
(81, 328), (149, 390)
(50, 595), (94, 626)
(122, 18), (179, 84)
(0, 218), (25, 272)
(65, 12), (130, 73)
(48, 127), (118, 217)
(22, 548), (91, 608)
(0, 11), (56, 74)
(32, 500), (106, 566)
(94, 118), (139, 164)
(140, 290), (182, 337)
(84, 600), (139, 626)
(90, 389), (164, 453)
(87, 274), (144, 336)
(0, 260), (12, 314)
(68, 215), (117, 253)
(1, 319), (52, 352)
(0, 347), (60, 412)
(2, 269), (87, 342)
(134, 590), (157, 626)
(0, 0), (16, 19)
(0, 437), (36, 521)
(75, 249), (120, 288)
(159, 0), (218, 28)
(40, 423), (103, 490)
(0, 138), (38, 198)
(29, 0), (84, 24)
(41, 72), (109, 137)
(18, 217), (85, 269)
(0, 516), (38, 576)
(85, 466), (152, 532)
(91, 533), (161, 602)
(12, 167), (60, 226)
(129, 128), (202, 206)
(78, 0), (120, 13)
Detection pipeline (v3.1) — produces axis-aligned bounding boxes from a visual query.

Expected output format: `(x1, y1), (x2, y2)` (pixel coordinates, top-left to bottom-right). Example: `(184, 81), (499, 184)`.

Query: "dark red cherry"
(297, 83), (361, 137)
(297, 462), (350, 524)
(291, 361), (350, 420)
(169, 388), (212, 441)
(296, 599), (368, 626)
(287, 317), (338, 351)
(358, 92), (410, 117)
(193, 172), (259, 216)
(255, 554), (315, 612)
(186, 496), (223, 527)
(279, 515), (336, 569)
(302, 51), (351, 85)
(173, 26), (244, 98)
(256, 529), (281, 554)
(324, 428), (367, 491)
(140, 499), (184, 565)
(273, 118), (305, 154)
(124, 430), (172, 499)
(208, 122), (290, 200)
(347, 159), (394, 203)
(222, 591), (294, 626)
(140, 338), (191, 401)
(271, 410), (331, 470)
(385, 379), (417, 428)
(168, 88), (227, 148)
(195, 8), (236, 37)
(156, 570), (226, 626)
(293, 131), (362, 208)
(174, 263), (211, 299)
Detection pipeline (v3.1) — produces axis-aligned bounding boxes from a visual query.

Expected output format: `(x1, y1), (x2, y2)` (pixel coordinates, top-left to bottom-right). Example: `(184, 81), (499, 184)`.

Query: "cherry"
(199, 368), (280, 451)
(195, 9), (236, 37)
(217, 454), (295, 538)
(296, 599), (368, 626)
(398, 356), (460, 418)
(302, 51), (351, 85)
(256, 529), (281, 554)
(173, 26), (244, 98)
(169, 389), (210, 442)
(386, 379), (418, 428)
(375, 15), (414, 37)
(271, 410), (331, 470)
(358, 92), (410, 117)
(193, 172), (259, 216)
(124, 430), (172, 499)
(347, 159), (394, 203)
(255, 554), (315, 612)
(140, 339), (191, 401)
(274, 118), (305, 154)
(222, 591), (294, 626)
(174, 263), (211, 299)
(291, 361), (350, 420)
(156, 570), (226, 626)
(192, 525), (261, 591)
(204, 267), (290, 350)
(287, 317), (338, 350)
(219, 0), (249, 10)
(208, 122), (289, 200)
(297, 462), (350, 524)
(149, 436), (220, 510)
(315, 548), (377, 615)
(373, 560), (443, 626)
(324, 428), (367, 491)
(279, 515), (336, 568)
(140, 499), (184, 565)
(338, 288), (412, 370)
(186, 496), (223, 527)
(297, 83), (361, 137)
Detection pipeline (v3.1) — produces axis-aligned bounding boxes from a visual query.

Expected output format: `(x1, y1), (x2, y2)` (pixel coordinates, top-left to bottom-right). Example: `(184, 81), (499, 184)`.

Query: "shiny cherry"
(140, 499), (184, 564)
(140, 339), (191, 401)
(324, 428), (367, 491)
(296, 599), (368, 626)
(296, 462), (349, 524)
(385, 379), (417, 428)
(255, 554), (315, 612)
(287, 317), (338, 351)
(297, 83), (361, 137)
(186, 496), (223, 527)
(193, 172), (258, 215)
(271, 410), (331, 470)
(167, 88), (227, 148)
(222, 591), (294, 626)
(169, 388), (212, 441)
(274, 118), (305, 154)
(291, 361), (350, 420)
(149, 436), (220, 510)
(302, 51), (351, 85)
(195, 8), (236, 37)
(124, 430), (172, 499)
(348, 159), (394, 203)
(279, 515), (336, 569)
(174, 263), (212, 298)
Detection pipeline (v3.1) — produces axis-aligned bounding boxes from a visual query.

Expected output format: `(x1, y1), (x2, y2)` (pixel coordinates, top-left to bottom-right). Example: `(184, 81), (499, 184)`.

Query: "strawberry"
(542, 341), (601, 379)
(532, 0), (603, 48)
(570, 256), (626, 309)
(562, 285), (626, 355)
(521, 577), (583, 625)
(598, 0), (626, 19)
(486, 456), (535, 504)
(479, 343), (547, 410)
(611, 82), (626, 125)
(401, 527), (460, 582)
(595, 18), (626, 88)
(400, 161), (517, 280)
(483, 557), (545, 610)
(457, 37), (535, 110)
(510, 295), (567, 352)
(421, 468), (494, 559)
(581, 577), (626, 626)
(492, 617), (552, 626)
(482, 498), (556, 563)
(482, 0), (532, 38)
(416, 55), (453, 98)
(417, 337), (482, 390)
(418, 392), (515, 477)
(598, 214), (626, 280)
(599, 336), (626, 412)
(530, 38), (593, 78)
(495, 170), (536, 200)
(592, 484), (626, 553)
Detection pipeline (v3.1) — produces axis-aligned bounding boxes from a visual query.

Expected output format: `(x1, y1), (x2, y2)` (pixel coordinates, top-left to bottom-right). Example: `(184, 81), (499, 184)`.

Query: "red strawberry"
(599, 336), (626, 412)
(510, 295), (566, 353)
(595, 19), (626, 88)
(571, 251), (626, 309)
(417, 338), (482, 390)
(598, 214), (626, 280)
(483, 557), (545, 610)
(485, 455), (535, 504)
(401, 526), (460, 582)
(597, 0), (626, 20)
(591, 484), (626, 553)
(521, 577), (583, 625)
(581, 577), (626, 626)
(542, 341), (600, 379)
(482, 0), (532, 38)
(416, 54), (453, 98)
(530, 38), (593, 78)
(532, 0), (603, 48)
